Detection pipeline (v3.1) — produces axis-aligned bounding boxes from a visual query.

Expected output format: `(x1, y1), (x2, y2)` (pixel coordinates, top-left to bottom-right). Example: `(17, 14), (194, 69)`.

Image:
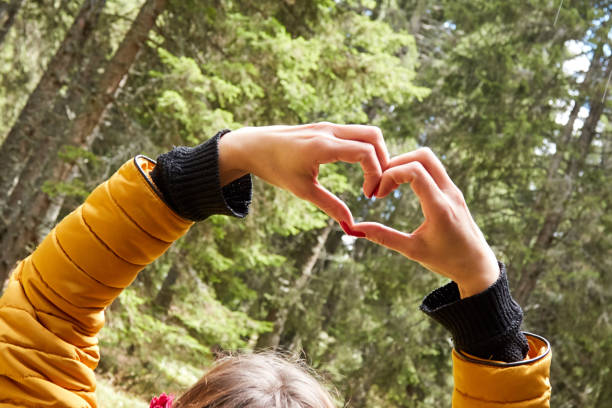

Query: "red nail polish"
(340, 221), (366, 238)
(372, 184), (380, 198)
(352, 229), (366, 238)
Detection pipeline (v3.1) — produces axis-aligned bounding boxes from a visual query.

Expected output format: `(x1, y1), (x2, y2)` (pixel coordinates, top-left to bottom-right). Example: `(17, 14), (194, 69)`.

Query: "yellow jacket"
(0, 157), (551, 407)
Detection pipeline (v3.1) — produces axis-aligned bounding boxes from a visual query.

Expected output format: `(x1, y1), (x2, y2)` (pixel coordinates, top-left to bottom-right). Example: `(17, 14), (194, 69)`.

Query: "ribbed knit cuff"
(151, 130), (252, 221)
(420, 263), (529, 363)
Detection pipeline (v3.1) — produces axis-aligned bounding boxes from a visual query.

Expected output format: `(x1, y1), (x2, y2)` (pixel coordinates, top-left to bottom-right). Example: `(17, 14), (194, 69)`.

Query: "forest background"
(0, 0), (610, 407)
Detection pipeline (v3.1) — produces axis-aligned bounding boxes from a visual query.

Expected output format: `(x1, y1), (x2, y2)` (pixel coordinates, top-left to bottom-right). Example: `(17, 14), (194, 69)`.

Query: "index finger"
(377, 161), (447, 219)
(388, 147), (455, 191)
(298, 181), (354, 224)
(320, 123), (390, 170)
(320, 138), (383, 198)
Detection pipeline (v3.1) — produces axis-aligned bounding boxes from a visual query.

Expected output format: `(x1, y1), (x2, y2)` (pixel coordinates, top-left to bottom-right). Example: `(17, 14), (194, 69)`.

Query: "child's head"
(172, 352), (337, 408)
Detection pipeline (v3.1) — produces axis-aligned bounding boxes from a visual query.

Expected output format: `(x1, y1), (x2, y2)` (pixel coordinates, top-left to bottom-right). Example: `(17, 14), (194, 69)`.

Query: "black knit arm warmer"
(420, 263), (529, 362)
(150, 130), (252, 221)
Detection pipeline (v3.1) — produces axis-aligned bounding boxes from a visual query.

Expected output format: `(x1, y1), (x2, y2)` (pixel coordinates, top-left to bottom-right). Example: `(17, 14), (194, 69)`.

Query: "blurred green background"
(1, 0), (610, 406)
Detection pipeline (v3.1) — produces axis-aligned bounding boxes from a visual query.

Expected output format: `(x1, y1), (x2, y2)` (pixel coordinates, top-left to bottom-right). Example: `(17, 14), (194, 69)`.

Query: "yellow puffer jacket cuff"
(452, 332), (552, 407)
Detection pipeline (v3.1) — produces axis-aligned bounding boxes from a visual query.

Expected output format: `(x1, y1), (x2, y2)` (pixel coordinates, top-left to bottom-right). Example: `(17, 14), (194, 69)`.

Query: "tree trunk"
(0, 0), (23, 47)
(0, 0), (106, 285)
(409, 0), (427, 35)
(0, 0), (105, 201)
(36, 0), (168, 242)
(256, 220), (334, 349)
(0, 0), (167, 287)
(514, 50), (611, 305)
(153, 264), (181, 312)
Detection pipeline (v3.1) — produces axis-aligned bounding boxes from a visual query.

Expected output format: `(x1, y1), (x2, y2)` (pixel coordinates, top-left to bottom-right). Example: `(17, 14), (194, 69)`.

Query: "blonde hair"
(172, 352), (337, 408)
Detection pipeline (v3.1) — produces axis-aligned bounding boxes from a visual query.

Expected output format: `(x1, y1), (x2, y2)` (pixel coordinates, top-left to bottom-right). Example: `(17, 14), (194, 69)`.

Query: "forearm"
(0, 132), (253, 407)
(421, 263), (551, 407)
(421, 262), (528, 362)
(151, 129), (252, 221)
(0, 157), (193, 407)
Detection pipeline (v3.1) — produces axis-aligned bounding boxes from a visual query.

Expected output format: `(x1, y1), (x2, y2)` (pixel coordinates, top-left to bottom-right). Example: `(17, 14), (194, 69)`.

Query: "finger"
(262, 123), (390, 170)
(299, 181), (354, 224)
(351, 222), (423, 261)
(316, 122), (390, 170)
(375, 162), (446, 219)
(321, 138), (382, 198)
(388, 147), (455, 191)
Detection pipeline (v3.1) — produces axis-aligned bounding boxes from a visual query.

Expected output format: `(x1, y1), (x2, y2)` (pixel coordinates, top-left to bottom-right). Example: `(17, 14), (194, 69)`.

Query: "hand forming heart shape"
(219, 123), (389, 224)
(219, 123), (499, 298)
(346, 147), (500, 298)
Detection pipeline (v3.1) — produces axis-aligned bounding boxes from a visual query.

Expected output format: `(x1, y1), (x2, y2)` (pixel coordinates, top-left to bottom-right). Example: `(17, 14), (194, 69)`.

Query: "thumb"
(351, 222), (422, 260)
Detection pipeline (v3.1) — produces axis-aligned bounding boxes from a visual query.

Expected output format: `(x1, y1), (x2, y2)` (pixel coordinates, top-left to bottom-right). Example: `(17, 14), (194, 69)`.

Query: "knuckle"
(409, 161), (427, 175)
(366, 143), (377, 157)
(316, 121), (334, 131)
(389, 168), (403, 184)
(306, 132), (332, 148)
(436, 203), (456, 222)
(392, 173), (408, 186)
(370, 125), (384, 140)
(450, 186), (465, 202)
(360, 144), (377, 162)
(418, 146), (435, 158)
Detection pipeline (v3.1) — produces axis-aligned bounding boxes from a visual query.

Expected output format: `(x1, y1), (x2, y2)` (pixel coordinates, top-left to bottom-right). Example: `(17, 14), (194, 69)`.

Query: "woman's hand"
(351, 148), (499, 298)
(217, 122), (389, 224)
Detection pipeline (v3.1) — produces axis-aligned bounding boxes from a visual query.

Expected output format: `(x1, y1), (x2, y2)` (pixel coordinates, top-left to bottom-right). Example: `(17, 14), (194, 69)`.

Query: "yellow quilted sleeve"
(0, 157), (192, 407)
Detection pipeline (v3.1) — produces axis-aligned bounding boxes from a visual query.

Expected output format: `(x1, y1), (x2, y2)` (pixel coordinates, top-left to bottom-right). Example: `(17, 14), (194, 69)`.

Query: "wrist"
(457, 250), (500, 298)
(218, 130), (250, 186)
(421, 263), (529, 362)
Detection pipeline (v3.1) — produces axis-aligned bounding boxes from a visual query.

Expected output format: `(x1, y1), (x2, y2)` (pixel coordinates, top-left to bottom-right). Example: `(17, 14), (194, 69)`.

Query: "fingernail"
(352, 230), (366, 238)
(340, 221), (366, 238)
(371, 184), (380, 198)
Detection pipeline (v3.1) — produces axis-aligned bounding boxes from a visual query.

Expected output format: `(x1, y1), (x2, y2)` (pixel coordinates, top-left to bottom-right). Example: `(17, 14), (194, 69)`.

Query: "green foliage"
(2, 0), (611, 406)
(42, 179), (90, 200)
(58, 144), (100, 164)
(95, 377), (148, 408)
(100, 282), (271, 395)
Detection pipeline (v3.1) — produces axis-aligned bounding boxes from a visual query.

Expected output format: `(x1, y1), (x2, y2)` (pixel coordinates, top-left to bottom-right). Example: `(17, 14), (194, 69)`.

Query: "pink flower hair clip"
(150, 393), (174, 408)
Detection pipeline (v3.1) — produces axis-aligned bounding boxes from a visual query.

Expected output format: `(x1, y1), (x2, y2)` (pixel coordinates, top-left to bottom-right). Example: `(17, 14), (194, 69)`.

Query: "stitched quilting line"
(78, 206), (146, 268)
(21, 258), (104, 339)
(0, 339), (81, 363)
(53, 231), (124, 291)
(104, 180), (172, 245)
(0, 305), (100, 362)
(0, 399), (89, 408)
(28, 257), (104, 313)
(0, 347), (98, 399)
(0, 304), (34, 318)
(0, 373), (93, 408)
(0, 394), (39, 408)
(55, 234), (126, 294)
(0, 304), (97, 344)
(454, 386), (551, 404)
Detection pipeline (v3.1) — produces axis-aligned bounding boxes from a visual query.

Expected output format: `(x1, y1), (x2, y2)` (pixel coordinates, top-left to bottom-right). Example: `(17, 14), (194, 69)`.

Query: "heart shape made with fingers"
(334, 147), (501, 299)
(332, 147), (452, 241)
